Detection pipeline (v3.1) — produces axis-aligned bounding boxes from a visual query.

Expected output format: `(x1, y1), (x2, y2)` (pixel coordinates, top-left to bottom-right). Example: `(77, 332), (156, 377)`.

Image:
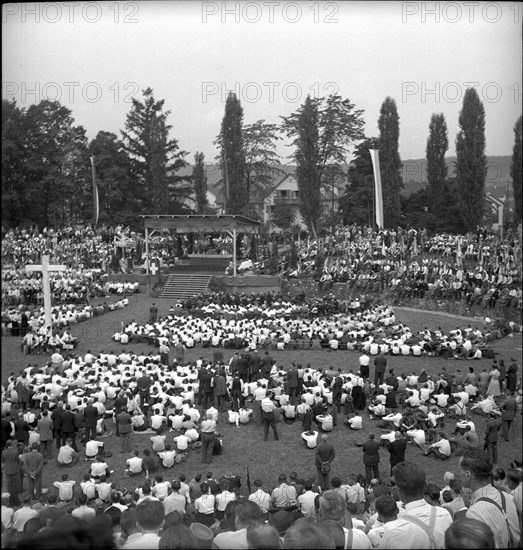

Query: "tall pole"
(223, 148), (229, 215)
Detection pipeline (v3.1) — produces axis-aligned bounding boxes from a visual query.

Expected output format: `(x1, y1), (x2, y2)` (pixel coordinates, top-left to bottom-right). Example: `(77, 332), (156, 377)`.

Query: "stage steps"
(158, 274), (212, 300)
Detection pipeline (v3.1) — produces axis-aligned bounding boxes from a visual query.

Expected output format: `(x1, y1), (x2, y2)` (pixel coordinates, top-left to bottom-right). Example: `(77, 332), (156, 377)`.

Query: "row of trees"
(2, 86), (521, 233)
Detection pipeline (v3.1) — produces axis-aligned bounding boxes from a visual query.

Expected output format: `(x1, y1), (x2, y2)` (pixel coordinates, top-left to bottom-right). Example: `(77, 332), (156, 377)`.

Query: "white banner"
(369, 149), (384, 229)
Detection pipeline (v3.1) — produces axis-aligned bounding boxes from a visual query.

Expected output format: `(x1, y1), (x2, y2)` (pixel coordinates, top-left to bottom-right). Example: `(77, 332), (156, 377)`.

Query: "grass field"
(2, 292), (521, 500)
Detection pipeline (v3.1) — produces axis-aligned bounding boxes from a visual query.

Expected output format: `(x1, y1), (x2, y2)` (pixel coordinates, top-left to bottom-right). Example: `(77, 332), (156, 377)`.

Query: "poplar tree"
(378, 97), (402, 228)
(426, 113), (448, 218)
(455, 88), (487, 231)
(510, 115), (522, 224)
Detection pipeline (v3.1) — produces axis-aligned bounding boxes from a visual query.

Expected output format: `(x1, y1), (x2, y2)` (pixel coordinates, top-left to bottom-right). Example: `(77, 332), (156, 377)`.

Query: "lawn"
(2, 293), (521, 500)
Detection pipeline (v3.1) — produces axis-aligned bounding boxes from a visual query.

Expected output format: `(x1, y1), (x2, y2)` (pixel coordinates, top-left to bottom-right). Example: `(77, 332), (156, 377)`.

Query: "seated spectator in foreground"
(316, 490), (373, 548)
(56, 437), (79, 466)
(380, 462), (453, 548)
(345, 413), (363, 430)
(301, 429), (319, 449)
(423, 432), (452, 460)
(366, 494), (399, 548)
(125, 450), (143, 477)
(444, 518), (496, 549)
(316, 412), (334, 432)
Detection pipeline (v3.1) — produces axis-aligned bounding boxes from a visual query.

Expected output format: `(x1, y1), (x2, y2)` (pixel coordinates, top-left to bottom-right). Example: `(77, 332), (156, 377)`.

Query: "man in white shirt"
(345, 413), (363, 430)
(125, 450), (143, 476)
(298, 480), (318, 517)
(158, 444), (177, 468)
(380, 462), (453, 549)
(301, 430), (319, 449)
(423, 432), (451, 460)
(248, 479), (271, 515)
(316, 413), (333, 432)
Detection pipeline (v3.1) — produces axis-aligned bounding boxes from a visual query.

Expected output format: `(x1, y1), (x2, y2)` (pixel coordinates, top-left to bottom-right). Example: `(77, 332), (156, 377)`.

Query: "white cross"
(150, 262), (158, 275)
(26, 255), (66, 335)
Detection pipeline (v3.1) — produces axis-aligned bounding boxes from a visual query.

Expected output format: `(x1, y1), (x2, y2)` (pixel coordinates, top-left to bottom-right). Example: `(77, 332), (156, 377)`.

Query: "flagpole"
(90, 156), (99, 229)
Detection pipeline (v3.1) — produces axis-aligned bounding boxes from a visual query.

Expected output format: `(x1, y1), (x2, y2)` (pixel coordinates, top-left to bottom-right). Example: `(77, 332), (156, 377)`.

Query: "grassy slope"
(2, 293), (521, 498)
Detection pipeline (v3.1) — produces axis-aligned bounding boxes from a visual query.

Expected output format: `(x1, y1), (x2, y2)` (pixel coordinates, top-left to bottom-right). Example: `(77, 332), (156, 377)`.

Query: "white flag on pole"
(369, 149), (384, 229)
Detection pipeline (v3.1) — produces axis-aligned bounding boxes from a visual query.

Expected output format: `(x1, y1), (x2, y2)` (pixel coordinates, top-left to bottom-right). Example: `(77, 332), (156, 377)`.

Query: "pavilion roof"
(140, 214), (261, 234)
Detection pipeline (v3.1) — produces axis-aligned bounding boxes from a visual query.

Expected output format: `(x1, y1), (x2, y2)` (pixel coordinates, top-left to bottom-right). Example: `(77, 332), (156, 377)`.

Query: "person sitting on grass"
(301, 429), (319, 449)
(423, 432), (452, 460)
(53, 473), (76, 502)
(125, 450), (143, 477)
(345, 413), (363, 430)
(56, 437), (79, 467)
(150, 428), (166, 453)
(159, 443), (178, 468)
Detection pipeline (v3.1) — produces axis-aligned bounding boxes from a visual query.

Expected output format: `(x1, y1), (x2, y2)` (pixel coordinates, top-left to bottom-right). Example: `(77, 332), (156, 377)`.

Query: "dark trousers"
(202, 392), (213, 411)
(201, 432), (215, 463)
(230, 391), (243, 411)
(317, 467), (330, 491)
(501, 419), (513, 440)
(84, 425), (97, 443)
(484, 440), (498, 464)
(365, 464), (380, 484)
(39, 439), (53, 460)
(263, 415), (279, 441)
(374, 371), (385, 386)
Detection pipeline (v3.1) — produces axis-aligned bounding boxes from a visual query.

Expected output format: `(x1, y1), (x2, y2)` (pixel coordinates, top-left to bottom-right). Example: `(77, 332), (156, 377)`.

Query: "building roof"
(140, 214), (261, 233)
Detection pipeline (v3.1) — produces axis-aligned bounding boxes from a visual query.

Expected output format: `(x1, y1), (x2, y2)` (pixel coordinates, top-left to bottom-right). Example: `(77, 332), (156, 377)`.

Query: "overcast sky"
(3, 1), (522, 165)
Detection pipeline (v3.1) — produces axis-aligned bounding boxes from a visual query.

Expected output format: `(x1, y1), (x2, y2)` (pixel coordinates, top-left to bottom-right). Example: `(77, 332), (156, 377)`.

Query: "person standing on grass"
(1, 439), (22, 507)
(261, 392), (279, 442)
(315, 434), (335, 491)
(362, 433), (380, 485)
(200, 412), (217, 464)
(117, 407), (133, 453)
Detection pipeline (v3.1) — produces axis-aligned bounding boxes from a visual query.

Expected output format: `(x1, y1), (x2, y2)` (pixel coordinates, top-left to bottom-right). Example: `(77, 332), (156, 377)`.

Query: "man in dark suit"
(117, 409), (132, 453)
(259, 351), (273, 379)
(315, 434), (335, 490)
(484, 412), (502, 464)
(51, 402), (65, 451)
(388, 431), (407, 476)
(331, 370), (344, 413)
(213, 369), (228, 412)
(287, 364), (299, 404)
(362, 433), (381, 484)
(60, 405), (78, 451)
(83, 398), (99, 443)
(113, 391), (128, 437)
(500, 391), (516, 441)
(374, 353), (388, 387)
(1, 439), (22, 506)
(249, 351), (261, 382)
(1, 413), (13, 450)
(237, 352), (249, 382)
(200, 368), (214, 411)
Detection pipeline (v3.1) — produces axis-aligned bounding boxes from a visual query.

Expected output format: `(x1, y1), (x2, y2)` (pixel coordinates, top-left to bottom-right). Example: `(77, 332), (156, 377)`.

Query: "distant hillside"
(402, 155), (512, 194)
(178, 156), (513, 198)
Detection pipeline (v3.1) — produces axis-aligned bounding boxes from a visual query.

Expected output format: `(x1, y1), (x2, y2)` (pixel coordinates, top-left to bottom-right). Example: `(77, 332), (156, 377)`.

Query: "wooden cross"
(25, 255), (66, 335)
(150, 262), (158, 275)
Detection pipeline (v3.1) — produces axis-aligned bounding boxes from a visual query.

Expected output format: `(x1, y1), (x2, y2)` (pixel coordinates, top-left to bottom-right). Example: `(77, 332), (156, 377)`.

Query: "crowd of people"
(1, 222), (522, 548)
(0, 337), (521, 548)
(112, 297), (508, 360)
(287, 226), (522, 315)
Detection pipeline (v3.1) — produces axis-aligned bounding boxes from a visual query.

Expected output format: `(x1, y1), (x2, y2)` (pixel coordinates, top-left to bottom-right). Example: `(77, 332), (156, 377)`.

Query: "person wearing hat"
(188, 523), (214, 549)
